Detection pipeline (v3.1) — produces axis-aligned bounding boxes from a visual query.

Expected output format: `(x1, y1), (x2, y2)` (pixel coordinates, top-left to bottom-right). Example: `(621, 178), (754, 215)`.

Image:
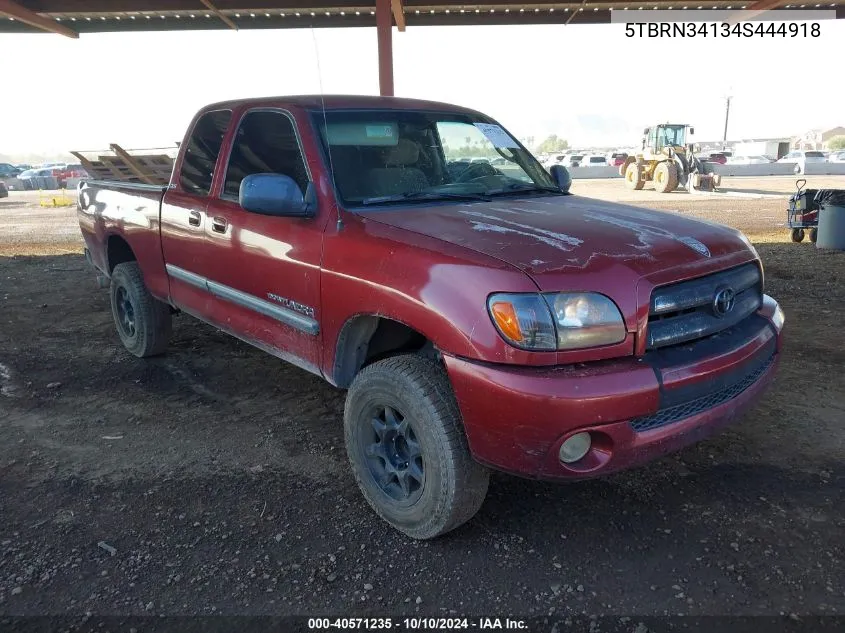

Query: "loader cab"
(652, 124), (690, 151)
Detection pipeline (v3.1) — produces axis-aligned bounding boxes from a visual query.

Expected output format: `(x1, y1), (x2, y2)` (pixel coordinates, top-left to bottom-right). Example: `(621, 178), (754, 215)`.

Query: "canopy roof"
(3, 0), (844, 37)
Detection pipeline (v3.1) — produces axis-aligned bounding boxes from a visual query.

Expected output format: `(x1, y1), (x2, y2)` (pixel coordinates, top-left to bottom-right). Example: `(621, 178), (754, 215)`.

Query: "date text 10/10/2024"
(307, 618), (528, 630)
(625, 21), (821, 37)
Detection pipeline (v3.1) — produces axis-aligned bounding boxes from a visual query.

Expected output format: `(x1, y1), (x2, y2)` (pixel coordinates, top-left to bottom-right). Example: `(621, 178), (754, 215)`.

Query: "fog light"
(559, 432), (591, 464)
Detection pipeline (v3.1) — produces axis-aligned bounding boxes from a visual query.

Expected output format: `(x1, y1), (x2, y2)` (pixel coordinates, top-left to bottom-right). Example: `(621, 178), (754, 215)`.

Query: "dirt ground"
(1, 177), (843, 624)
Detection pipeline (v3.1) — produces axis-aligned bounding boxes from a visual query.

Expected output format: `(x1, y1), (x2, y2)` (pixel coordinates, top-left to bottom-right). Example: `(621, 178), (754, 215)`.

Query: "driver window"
(222, 110), (308, 200)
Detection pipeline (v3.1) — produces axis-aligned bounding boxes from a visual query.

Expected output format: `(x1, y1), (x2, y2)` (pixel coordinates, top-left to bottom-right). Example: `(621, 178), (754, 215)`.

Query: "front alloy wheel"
(344, 354), (490, 540)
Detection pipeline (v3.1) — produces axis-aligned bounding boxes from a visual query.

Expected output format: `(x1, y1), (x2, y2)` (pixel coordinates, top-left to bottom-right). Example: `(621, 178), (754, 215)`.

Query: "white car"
(727, 155), (774, 165)
(828, 151), (845, 163)
(579, 154), (609, 167)
(778, 150), (827, 173)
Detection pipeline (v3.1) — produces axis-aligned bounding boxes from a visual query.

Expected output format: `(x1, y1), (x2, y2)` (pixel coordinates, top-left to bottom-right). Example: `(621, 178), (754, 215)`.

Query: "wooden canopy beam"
(199, 0), (238, 30)
(727, 0), (788, 21)
(391, 0), (405, 31)
(0, 0), (78, 37)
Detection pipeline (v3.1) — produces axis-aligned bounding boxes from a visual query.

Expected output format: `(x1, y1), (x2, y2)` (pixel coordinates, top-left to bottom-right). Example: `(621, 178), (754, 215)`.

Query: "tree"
(536, 135), (569, 154)
(827, 135), (845, 151)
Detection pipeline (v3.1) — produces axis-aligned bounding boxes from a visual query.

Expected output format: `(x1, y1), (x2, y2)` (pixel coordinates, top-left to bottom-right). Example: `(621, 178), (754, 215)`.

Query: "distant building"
(792, 127), (845, 150)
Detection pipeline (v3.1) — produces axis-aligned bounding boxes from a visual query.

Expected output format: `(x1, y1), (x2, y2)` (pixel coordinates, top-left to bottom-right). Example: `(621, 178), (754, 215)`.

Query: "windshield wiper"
(361, 191), (492, 205)
(485, 183), (563, 197)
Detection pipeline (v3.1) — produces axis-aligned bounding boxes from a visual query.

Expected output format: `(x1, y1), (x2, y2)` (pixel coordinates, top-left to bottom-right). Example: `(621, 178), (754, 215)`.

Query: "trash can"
(815, 189), (845, 250)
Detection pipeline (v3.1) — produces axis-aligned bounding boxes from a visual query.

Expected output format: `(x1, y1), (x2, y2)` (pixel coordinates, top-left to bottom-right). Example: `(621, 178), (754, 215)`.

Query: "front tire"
(653, 162), (678, 193)
(109, 262), (172, 357)
(344, 355), (490, 540)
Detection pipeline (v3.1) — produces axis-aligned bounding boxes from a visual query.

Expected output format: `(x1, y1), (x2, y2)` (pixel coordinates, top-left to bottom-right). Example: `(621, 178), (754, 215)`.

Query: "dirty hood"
(359, 195), (752, 290)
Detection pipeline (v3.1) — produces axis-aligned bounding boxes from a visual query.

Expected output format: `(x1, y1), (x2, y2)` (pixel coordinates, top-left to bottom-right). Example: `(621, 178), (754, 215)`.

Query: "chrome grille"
(646, 263), (762, 350)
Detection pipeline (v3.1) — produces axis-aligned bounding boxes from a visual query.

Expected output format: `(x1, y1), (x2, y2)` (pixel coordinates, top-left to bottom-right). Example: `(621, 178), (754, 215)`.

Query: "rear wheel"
(809, 227), (818, 243)
(654, 162), (678, 193)
(109, 262), (172, 357)
(791, 228), (805, 243)
(344, 354), (490, 540)
(625, 162), (645, 190)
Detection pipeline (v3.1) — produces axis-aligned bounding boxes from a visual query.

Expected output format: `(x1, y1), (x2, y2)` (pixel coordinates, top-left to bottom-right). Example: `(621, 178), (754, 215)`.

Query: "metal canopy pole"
(376, 0), (394, 96)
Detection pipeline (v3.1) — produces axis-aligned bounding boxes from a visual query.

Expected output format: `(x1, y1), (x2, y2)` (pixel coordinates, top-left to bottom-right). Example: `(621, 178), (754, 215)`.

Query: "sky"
(2, 19), (845, 157)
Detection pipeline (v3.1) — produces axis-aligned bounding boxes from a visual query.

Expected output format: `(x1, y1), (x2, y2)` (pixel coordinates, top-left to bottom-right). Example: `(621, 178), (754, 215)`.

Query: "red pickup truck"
(78, 95), (784, 539)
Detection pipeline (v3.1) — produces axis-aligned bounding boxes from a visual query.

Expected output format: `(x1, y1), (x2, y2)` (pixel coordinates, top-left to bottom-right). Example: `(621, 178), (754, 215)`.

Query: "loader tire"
(654, 162), (678, 193)
(619, 156), (635, 177)
(625, 162), (645, 190)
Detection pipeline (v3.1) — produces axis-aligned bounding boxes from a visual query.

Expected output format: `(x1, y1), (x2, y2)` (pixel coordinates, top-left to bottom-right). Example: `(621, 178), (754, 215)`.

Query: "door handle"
(188, 210), (201, 227)
(211, 217), (228, 233)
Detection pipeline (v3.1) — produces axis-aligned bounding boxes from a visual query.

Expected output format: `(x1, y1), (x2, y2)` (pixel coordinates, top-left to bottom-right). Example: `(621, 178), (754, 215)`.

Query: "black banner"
(1, 616), (844, 633)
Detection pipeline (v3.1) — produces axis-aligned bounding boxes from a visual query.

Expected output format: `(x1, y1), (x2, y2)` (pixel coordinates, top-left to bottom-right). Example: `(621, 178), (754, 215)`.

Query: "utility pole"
(723, 95), (732, 145)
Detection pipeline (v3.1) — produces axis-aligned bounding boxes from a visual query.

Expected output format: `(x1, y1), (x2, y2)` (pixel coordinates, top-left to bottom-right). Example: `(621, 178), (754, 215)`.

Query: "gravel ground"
(1, 178), (843, 627)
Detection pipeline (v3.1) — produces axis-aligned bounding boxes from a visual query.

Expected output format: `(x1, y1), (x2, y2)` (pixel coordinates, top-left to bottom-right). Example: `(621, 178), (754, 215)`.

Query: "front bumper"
(444, 296), (784, 480)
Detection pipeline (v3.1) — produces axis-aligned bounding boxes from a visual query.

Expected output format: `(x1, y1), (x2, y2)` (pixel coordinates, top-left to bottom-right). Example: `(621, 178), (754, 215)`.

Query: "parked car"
(704, 153), (728, 165)
(727, 155), (775, 165)
(0, 162), (22, 178)
(78, 95), (784, 540)
(16, 167), (61, 190)
(778, 150), (827, 173)
(608, 152), (628, 167)
(580, 154), (609, 167)
(57, 164), (89, 186)
(828, 151), (845, 163)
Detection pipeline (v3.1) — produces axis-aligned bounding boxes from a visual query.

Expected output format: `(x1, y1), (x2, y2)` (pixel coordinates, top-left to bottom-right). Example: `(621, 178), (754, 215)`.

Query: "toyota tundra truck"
(77, 96), (784, 539)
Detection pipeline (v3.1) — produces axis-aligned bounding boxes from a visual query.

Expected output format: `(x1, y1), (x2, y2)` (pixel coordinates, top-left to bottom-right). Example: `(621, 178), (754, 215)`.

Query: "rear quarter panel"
(78, 182), (170, 300)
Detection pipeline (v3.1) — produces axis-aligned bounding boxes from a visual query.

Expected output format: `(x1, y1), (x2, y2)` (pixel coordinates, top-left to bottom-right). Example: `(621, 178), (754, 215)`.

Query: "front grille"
(646, 263), (762, 350)
(629, 350), (775, 433)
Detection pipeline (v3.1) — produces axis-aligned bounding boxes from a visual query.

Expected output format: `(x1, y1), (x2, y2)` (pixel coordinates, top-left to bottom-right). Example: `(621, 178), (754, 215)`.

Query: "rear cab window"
(178, 109), (233, 195)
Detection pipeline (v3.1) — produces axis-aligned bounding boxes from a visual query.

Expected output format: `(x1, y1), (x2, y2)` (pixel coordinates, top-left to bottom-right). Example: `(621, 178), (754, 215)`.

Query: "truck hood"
(358, 195), (751, 290)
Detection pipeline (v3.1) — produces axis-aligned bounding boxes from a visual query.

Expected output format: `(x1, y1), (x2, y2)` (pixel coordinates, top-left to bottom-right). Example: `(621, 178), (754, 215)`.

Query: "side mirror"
(689, 127), (695, 135)
(643, 127), (650, 135)
(549, 164), (571, 194)
(239, 173), (317, 217)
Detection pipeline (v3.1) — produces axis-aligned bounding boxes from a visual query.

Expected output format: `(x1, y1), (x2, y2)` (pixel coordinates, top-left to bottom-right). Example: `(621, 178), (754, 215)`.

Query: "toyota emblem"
(713, 287), (736, 317)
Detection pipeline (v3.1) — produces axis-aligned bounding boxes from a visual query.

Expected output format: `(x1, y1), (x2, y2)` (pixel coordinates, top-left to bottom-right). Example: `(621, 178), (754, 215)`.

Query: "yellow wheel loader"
(620, 124), (722, 193)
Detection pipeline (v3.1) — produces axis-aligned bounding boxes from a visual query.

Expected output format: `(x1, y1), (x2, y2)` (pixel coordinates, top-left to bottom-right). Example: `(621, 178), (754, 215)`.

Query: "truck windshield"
(311, 109), (559, 207)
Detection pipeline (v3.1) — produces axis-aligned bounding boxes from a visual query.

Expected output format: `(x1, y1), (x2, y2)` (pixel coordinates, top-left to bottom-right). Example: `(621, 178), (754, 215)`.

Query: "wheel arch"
(106, 233), (137, 273)
(331, 314), (434, 389)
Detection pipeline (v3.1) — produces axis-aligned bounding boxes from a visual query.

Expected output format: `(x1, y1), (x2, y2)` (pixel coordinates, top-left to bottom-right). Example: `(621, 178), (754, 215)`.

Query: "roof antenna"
(311, 26), (343, 231)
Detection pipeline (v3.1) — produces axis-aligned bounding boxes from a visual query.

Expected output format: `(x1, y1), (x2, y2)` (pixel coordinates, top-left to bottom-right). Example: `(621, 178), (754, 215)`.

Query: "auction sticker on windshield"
(473, 123), (519, 149)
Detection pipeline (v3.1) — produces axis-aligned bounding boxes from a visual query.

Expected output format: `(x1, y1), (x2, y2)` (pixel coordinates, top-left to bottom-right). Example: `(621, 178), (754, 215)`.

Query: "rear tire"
(791, 228), (805, 243)
(344, 354), (490, 540)
(625, 162), (645, 190)
(109, 262), (172, 357)
(809, 227), (818, 243)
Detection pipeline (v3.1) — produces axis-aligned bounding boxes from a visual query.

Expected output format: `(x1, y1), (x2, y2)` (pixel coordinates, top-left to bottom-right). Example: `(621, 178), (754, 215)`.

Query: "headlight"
(544, 292), (627, 350)
(487, 292), (626, 351)
(487, 293), (557, 351)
